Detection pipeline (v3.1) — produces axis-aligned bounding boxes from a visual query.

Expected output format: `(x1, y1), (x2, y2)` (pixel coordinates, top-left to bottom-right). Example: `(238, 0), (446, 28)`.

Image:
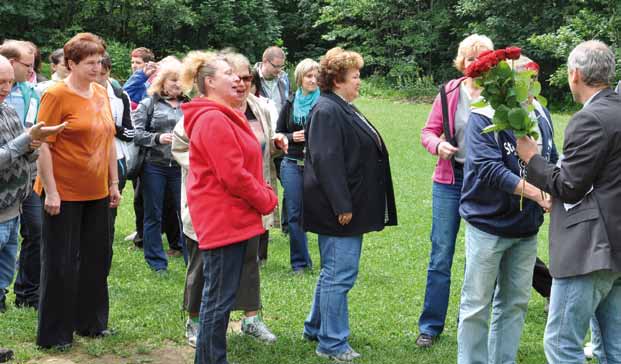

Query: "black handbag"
(126, 94), (158, 180)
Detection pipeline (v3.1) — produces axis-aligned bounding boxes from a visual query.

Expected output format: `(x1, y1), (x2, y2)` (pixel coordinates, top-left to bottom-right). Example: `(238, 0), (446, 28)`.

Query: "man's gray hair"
(567, 40), (615, 87)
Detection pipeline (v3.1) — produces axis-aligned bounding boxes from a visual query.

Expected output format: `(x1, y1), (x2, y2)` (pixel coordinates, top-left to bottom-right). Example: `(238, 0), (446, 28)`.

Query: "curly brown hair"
(317, 47), (364, 92)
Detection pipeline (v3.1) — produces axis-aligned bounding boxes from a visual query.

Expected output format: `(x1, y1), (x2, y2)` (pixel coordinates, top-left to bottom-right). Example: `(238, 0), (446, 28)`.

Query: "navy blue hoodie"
(459, 103), (558, 238)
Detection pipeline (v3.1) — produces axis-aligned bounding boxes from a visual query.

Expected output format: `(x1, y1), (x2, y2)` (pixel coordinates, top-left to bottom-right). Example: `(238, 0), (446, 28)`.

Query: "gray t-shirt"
(453, 83), (474, 164)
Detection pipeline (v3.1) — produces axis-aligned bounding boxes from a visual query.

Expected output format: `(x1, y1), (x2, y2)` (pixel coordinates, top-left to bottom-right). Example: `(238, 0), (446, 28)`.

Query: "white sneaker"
(185, 319), (198, 348)
(241, 316), (276, 343)
(584, 342), (593, 360)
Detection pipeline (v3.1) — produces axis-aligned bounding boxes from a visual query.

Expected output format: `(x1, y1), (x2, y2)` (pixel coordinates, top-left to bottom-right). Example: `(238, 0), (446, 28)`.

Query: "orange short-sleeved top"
(34, 82), (115, 201)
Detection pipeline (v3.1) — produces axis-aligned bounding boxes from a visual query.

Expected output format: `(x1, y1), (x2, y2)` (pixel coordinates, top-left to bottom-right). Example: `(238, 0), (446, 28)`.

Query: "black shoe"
(38, 343), (72, 351)
(0, 293), (6, 313)
(415, 333), (435, 348)
(0, 348), (14, 363)
(133, 237), (144, 249)
(15, 298), (39, 310)
(76, 328), (116, 338)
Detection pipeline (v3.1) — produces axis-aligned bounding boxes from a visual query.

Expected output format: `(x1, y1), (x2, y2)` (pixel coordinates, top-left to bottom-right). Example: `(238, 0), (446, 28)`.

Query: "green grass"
(1, 98), (574, 363)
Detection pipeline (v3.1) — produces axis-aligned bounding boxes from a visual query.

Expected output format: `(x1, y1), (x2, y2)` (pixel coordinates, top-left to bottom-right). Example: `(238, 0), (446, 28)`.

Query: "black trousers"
(132, 176), (180, 249)
(532, 257), (552, 298)
(14, 188), (43, 306)
(37, 197), (111, 348)
(109, 158), (128, 249)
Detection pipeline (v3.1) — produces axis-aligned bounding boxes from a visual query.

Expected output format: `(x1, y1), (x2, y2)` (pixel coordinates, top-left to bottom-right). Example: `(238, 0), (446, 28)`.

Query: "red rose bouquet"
(465, 47), (546, 139)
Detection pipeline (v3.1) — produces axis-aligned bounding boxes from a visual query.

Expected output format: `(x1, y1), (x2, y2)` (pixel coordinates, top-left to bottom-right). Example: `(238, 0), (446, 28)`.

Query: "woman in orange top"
(35, 33), (121, 350)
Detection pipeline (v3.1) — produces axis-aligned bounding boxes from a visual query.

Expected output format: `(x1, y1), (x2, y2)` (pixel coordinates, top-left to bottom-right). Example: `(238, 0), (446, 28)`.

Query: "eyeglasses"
(239, 75), (253, 83)
(15, 59), (34, 69)
(268, 60), (285, 69)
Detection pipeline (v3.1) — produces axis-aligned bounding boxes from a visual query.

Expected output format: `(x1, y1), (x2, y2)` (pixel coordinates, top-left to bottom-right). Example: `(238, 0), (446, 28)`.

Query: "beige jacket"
(170, 95), (281, 239)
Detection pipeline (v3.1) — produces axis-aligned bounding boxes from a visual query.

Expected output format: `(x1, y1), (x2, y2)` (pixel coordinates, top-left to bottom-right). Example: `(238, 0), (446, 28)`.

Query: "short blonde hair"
(318, 47), (364, 92)
(148, 65), (180, 96)
(511, 55), (535, 72)
(220, 50), (250, 73)
(180, 50), (224, 96)
(294, 58), (320, 87)
(453, 34), (494, 72)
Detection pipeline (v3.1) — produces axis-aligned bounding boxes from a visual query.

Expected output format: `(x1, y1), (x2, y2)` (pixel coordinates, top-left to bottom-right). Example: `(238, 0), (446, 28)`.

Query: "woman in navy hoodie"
(457, 56), (558, 364)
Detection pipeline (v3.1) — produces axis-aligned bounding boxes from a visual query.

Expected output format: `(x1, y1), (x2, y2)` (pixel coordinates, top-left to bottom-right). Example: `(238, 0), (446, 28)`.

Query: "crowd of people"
(0, 30), (620, 364)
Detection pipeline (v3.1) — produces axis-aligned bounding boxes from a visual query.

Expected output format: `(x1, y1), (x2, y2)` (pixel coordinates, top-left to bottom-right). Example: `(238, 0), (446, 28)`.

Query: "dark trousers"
(533, 257), (552, 298)
(37, 197), (111, 348)
(233, 236), (260, 311)
(132, 176), (181, 250)
(195, 240), (248, 364)
(14, 188), (42, 306)
(109, 158), (128, 248)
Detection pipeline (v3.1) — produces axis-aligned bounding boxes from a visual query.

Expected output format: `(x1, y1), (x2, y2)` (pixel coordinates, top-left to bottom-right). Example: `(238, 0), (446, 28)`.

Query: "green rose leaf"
(508, 107), (528, 129)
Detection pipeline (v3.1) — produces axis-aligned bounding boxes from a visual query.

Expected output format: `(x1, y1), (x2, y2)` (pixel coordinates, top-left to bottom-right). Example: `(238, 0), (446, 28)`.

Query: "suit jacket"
(303, 92), (397, 236)
(527, 88), (621, 278)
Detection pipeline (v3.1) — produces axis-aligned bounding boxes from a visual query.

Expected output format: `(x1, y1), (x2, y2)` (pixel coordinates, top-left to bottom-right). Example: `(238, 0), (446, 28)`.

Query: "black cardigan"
(303, 92), (397, 236)
(275, 97), (305, 160)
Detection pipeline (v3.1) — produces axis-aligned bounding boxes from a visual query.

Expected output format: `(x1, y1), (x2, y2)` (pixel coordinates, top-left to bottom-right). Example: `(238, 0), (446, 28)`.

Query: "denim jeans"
(0, 216), (19, 301)
(457, 223), (537, 364)
(141, 162), (186, 271)
(304, 234), (363, 355)
(419, 167), (463, 337)
(195, 240), (248, 364)
(544, 270), (621, 364)
(280, 158), (312, 271)
(14, 188), (43, 305)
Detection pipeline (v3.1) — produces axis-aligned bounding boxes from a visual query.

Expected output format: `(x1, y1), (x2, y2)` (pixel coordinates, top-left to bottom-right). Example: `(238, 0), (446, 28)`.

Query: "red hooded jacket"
(183, 97), (277, 250)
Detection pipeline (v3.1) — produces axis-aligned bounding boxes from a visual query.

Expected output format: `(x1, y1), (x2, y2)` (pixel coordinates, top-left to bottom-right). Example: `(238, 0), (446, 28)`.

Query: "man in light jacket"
(517, 40), (621, 364)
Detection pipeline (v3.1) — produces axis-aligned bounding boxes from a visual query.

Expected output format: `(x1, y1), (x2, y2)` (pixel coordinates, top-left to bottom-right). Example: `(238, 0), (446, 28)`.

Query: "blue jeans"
(457, 223), (537, 364)
(280, 158), (312, 271)
(544, 271), (621, 364)
(195, 240), (248, 364)
(0, 216), (19, 300)
(15, 188), (43, 304)
(419, 167), (463, 336)
(141, 162), (185, 271)
(304, 234), (363, 355)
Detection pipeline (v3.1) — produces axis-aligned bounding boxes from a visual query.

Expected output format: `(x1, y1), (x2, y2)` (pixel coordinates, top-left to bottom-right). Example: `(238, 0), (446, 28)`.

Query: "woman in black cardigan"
(302, 47), (397, 362)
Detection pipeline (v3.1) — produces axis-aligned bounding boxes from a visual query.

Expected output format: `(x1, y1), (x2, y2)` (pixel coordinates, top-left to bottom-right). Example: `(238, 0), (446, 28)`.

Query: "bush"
(106, 40), (134, 82)
(361, 74), (437, 103)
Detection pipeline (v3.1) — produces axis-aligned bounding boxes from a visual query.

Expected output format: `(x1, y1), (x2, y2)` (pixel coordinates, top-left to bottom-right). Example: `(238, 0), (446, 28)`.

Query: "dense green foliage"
(0, 0), (619, 107)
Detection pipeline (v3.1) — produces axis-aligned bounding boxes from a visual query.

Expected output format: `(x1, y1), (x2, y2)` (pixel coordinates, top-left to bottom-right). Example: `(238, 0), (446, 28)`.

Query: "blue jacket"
(459, 104), (558, 238)
(122, 70), (149, 104)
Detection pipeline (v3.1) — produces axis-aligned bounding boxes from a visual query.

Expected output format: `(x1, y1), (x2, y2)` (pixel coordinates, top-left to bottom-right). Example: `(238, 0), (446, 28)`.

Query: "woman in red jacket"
(180, 50), (280, 364)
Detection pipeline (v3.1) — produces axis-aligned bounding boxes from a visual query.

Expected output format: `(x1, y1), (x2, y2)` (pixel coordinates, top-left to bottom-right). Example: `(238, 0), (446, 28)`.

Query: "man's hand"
(159, 133), (174, 145)
(29, 122), (68, 141)
(109, 184), (121, 208)
(338, 212), (353, 225)
(538, 192), (552, 212)
(29, 140), (42, 151)
(437, 141), (459, 160)
(273, 133), (289, 154)
(516, 136), (538, 164)
(144, 62), (158, 77)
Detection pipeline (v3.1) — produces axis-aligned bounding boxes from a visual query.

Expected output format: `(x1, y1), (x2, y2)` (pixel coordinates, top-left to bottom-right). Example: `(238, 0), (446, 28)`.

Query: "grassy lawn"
(1, 98), (573, 363)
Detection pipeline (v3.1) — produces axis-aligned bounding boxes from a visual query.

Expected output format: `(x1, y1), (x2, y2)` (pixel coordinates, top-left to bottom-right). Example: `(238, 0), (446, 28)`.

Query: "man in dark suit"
(517, 40), (621, 364)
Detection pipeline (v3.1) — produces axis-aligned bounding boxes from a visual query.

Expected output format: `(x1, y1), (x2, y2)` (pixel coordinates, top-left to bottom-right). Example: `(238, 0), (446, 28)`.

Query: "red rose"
(481, 53), (499, 70)
(506, 47), (521, 60)
(478, 49), (494, 58)
(524, 61), (540, 73)
(465, 62), (480, 78)
(494, 49), (507, 61)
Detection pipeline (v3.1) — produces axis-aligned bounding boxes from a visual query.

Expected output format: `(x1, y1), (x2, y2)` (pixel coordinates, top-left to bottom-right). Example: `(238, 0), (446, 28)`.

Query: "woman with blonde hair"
(416, 34), (493, 347)
(180, 50), (281, 364)
(303, 47), (397, 361)
(275, 58), (319, 272)
(134, 62), (188, 272)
